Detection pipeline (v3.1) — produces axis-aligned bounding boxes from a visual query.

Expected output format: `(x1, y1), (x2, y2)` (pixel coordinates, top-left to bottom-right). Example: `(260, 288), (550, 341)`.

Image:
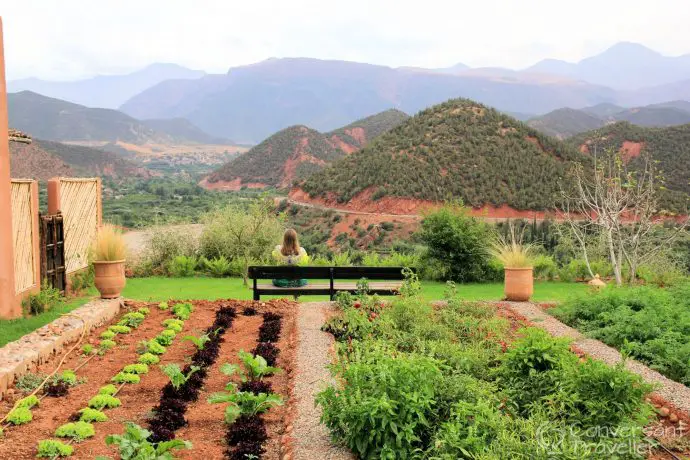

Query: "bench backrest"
(248, 266), (408, 280)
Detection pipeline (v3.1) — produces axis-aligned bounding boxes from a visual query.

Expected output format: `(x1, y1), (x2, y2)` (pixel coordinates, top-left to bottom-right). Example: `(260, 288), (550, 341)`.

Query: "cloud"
(2, 0), (690, 80)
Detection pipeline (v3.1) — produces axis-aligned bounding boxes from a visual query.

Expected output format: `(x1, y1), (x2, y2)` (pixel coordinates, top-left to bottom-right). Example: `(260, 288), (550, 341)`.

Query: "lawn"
(0, 292), (97, 347)
(121, 277), (589, 303)
(0, 278), (589, 347)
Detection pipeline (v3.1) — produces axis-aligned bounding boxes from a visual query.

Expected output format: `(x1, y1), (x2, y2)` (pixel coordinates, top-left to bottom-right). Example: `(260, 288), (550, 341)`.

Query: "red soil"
(620, 140), (644, 162)
(0, 299), (296, 460)
(328, 213), (418, 247)
(344, 127), (366, 146)
(327, 135), (358, 154)
(279, 137), (327, 188)
(199, 177), (268, 191)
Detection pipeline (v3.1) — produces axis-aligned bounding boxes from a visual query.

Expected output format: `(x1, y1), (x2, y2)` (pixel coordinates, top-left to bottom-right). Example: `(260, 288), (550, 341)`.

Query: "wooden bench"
(248, 266), (407, 300)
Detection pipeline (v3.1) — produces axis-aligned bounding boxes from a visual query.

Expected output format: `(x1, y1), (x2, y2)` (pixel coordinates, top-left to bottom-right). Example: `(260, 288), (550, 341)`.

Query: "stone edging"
(0, 297), (122, 400)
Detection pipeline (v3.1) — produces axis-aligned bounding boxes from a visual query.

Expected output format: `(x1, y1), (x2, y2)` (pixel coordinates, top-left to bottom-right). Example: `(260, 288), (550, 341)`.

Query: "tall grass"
(490, 225), (535, 268)
(93, 225), (127, 261)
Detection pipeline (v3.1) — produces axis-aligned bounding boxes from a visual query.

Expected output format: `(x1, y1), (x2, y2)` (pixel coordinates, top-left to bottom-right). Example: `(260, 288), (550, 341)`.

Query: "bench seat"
(255, 282), (402, 296)
(248, 266), (409, 300)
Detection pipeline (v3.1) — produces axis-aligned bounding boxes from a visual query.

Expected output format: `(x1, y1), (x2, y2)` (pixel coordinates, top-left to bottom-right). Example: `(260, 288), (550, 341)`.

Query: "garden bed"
(319, 291), (690, 459)
(0, 298), (297, 460)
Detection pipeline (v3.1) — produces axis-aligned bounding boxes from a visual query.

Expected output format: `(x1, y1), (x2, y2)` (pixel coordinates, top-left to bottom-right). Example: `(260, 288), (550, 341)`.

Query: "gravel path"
(293, 302), (354, 460)
(504, 301), (690, 415)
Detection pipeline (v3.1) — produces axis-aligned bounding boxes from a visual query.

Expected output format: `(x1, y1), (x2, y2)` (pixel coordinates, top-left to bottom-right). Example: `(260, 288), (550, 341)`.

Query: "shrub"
(112, 372), (141, 384)
(169, 255), (197, 277)
(418, 204), (493, 282)
(317, 354), (441, 459)
(55, 421), (95, 441)
(7, 407), (32, 425)
(22, 287), (62, 315)
(98, 384), (118, 395)
(204, 256), (232, 277)
(78, 407), (108, 422)
(88, 394), (121, 409)
(36, 440), (73, 458)
(533, 254), (558, 280)
(138, 353), (160, 365)
(141, 227), (198, 275)
(70, 265), (95, 293)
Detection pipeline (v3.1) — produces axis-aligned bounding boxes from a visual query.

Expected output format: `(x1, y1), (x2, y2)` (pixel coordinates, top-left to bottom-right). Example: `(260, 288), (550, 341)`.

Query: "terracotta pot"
(94, 260), (126, 299)
(504, 267), (533, 302)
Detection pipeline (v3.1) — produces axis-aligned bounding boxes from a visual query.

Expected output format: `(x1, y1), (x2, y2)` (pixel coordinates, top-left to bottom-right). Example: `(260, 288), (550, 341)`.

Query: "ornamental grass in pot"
(491, 229), (535, 302)
(93, 225), (127, 299)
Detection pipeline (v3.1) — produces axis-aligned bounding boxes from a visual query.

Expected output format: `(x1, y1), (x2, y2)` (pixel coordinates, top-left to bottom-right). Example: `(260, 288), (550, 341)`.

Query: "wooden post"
(0, 17), (19, 318)
(47, 177), (61, 215)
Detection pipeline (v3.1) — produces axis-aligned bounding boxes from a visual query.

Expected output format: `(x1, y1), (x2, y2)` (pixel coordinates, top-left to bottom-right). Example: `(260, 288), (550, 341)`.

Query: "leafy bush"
(22, 287), (62, 315)
(55, 421), (95, 441)
(552, 284), (690, 385)
(78, 407), (108, 422)
(139, 227), (198, 276)
(118, 312), (146, 328)
(318, 354), (442, 459)
(7, 407), (32, 425)
(161, 364), (200, 390)
(138, 353), (160, 365)
(109, 324), (133, 334)
(418, 204), (493, 282)
(105, 422), (192, 460)
(36, 440), (73, 458)
(168, 255), (197, 277)
(98, 384), (118, 395)
(112, 372), (141, 384)
(88, 394), (121, 409)
(532, 254), (558, 281)
(123, 363), (149, 375)
(100, 330), (116, 340)
(203, 256), (232, 277)
(208, 390), (283, 424)
(16, 394), (40, 408)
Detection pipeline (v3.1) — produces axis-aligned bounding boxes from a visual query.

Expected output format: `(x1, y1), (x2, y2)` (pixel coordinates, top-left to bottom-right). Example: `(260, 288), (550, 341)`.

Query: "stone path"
(292, 302), (353, 460)
(505, 301), (690, 415)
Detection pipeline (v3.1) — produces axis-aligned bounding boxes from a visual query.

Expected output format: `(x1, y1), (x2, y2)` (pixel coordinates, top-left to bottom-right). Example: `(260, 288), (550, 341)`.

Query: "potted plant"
(92, 225), (127, 298)
(491, 227), (535, 302)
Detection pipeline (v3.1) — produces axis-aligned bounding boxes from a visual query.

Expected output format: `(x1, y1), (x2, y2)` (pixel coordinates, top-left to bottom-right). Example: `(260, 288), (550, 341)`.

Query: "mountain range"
(527, 102), (690, 138)
(8, 63), (205, 109)
(204, 109), (409, 189)
(9, 43), (690, 144)
(7, 91), (229, 145)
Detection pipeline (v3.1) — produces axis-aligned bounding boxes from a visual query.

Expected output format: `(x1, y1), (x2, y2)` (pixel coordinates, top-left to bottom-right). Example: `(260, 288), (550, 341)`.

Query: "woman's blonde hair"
(281, 228), (300, 256)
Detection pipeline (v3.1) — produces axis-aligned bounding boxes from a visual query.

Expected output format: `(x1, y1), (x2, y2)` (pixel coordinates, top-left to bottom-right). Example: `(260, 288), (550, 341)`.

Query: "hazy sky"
(3, 0), (690, 80)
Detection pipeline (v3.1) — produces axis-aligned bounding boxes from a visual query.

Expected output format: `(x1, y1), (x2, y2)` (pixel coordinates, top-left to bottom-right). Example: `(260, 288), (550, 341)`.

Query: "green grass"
(0, 291), (97, 347)
(0, 278), (588, 347)
(122, 277), (588, 303)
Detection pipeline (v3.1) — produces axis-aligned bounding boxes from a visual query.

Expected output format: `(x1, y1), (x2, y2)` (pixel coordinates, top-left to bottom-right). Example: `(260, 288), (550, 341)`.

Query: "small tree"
(561, 148), (687, 285)
(418, 203), (493, 282)
(200, 198), (284, 285)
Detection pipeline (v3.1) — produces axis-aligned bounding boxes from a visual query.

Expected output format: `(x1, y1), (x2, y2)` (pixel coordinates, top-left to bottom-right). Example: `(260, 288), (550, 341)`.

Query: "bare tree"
(561, 148), (687, 286)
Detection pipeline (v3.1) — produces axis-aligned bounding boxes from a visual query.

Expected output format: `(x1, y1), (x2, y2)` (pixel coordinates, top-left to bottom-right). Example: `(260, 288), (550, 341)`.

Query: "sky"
(3, 0), (690, 81)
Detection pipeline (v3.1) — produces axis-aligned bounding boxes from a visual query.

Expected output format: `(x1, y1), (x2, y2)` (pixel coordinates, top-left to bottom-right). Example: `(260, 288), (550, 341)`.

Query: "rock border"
(0, 297), (122, 400)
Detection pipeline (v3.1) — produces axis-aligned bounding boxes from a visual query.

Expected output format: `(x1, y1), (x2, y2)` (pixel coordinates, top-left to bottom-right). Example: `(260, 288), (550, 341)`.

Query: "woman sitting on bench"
(271, 229), (309, 287)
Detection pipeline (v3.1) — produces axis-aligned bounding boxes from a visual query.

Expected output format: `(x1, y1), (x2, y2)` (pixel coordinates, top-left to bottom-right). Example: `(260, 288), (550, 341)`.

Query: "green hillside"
(327, 109), (409, 148)
(300, 98), (585, 210)
(206, 109), (409, 188)
(613, 107), (690, 127)
(569, 122), (690, 209)
(527, 108), (604, 138)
